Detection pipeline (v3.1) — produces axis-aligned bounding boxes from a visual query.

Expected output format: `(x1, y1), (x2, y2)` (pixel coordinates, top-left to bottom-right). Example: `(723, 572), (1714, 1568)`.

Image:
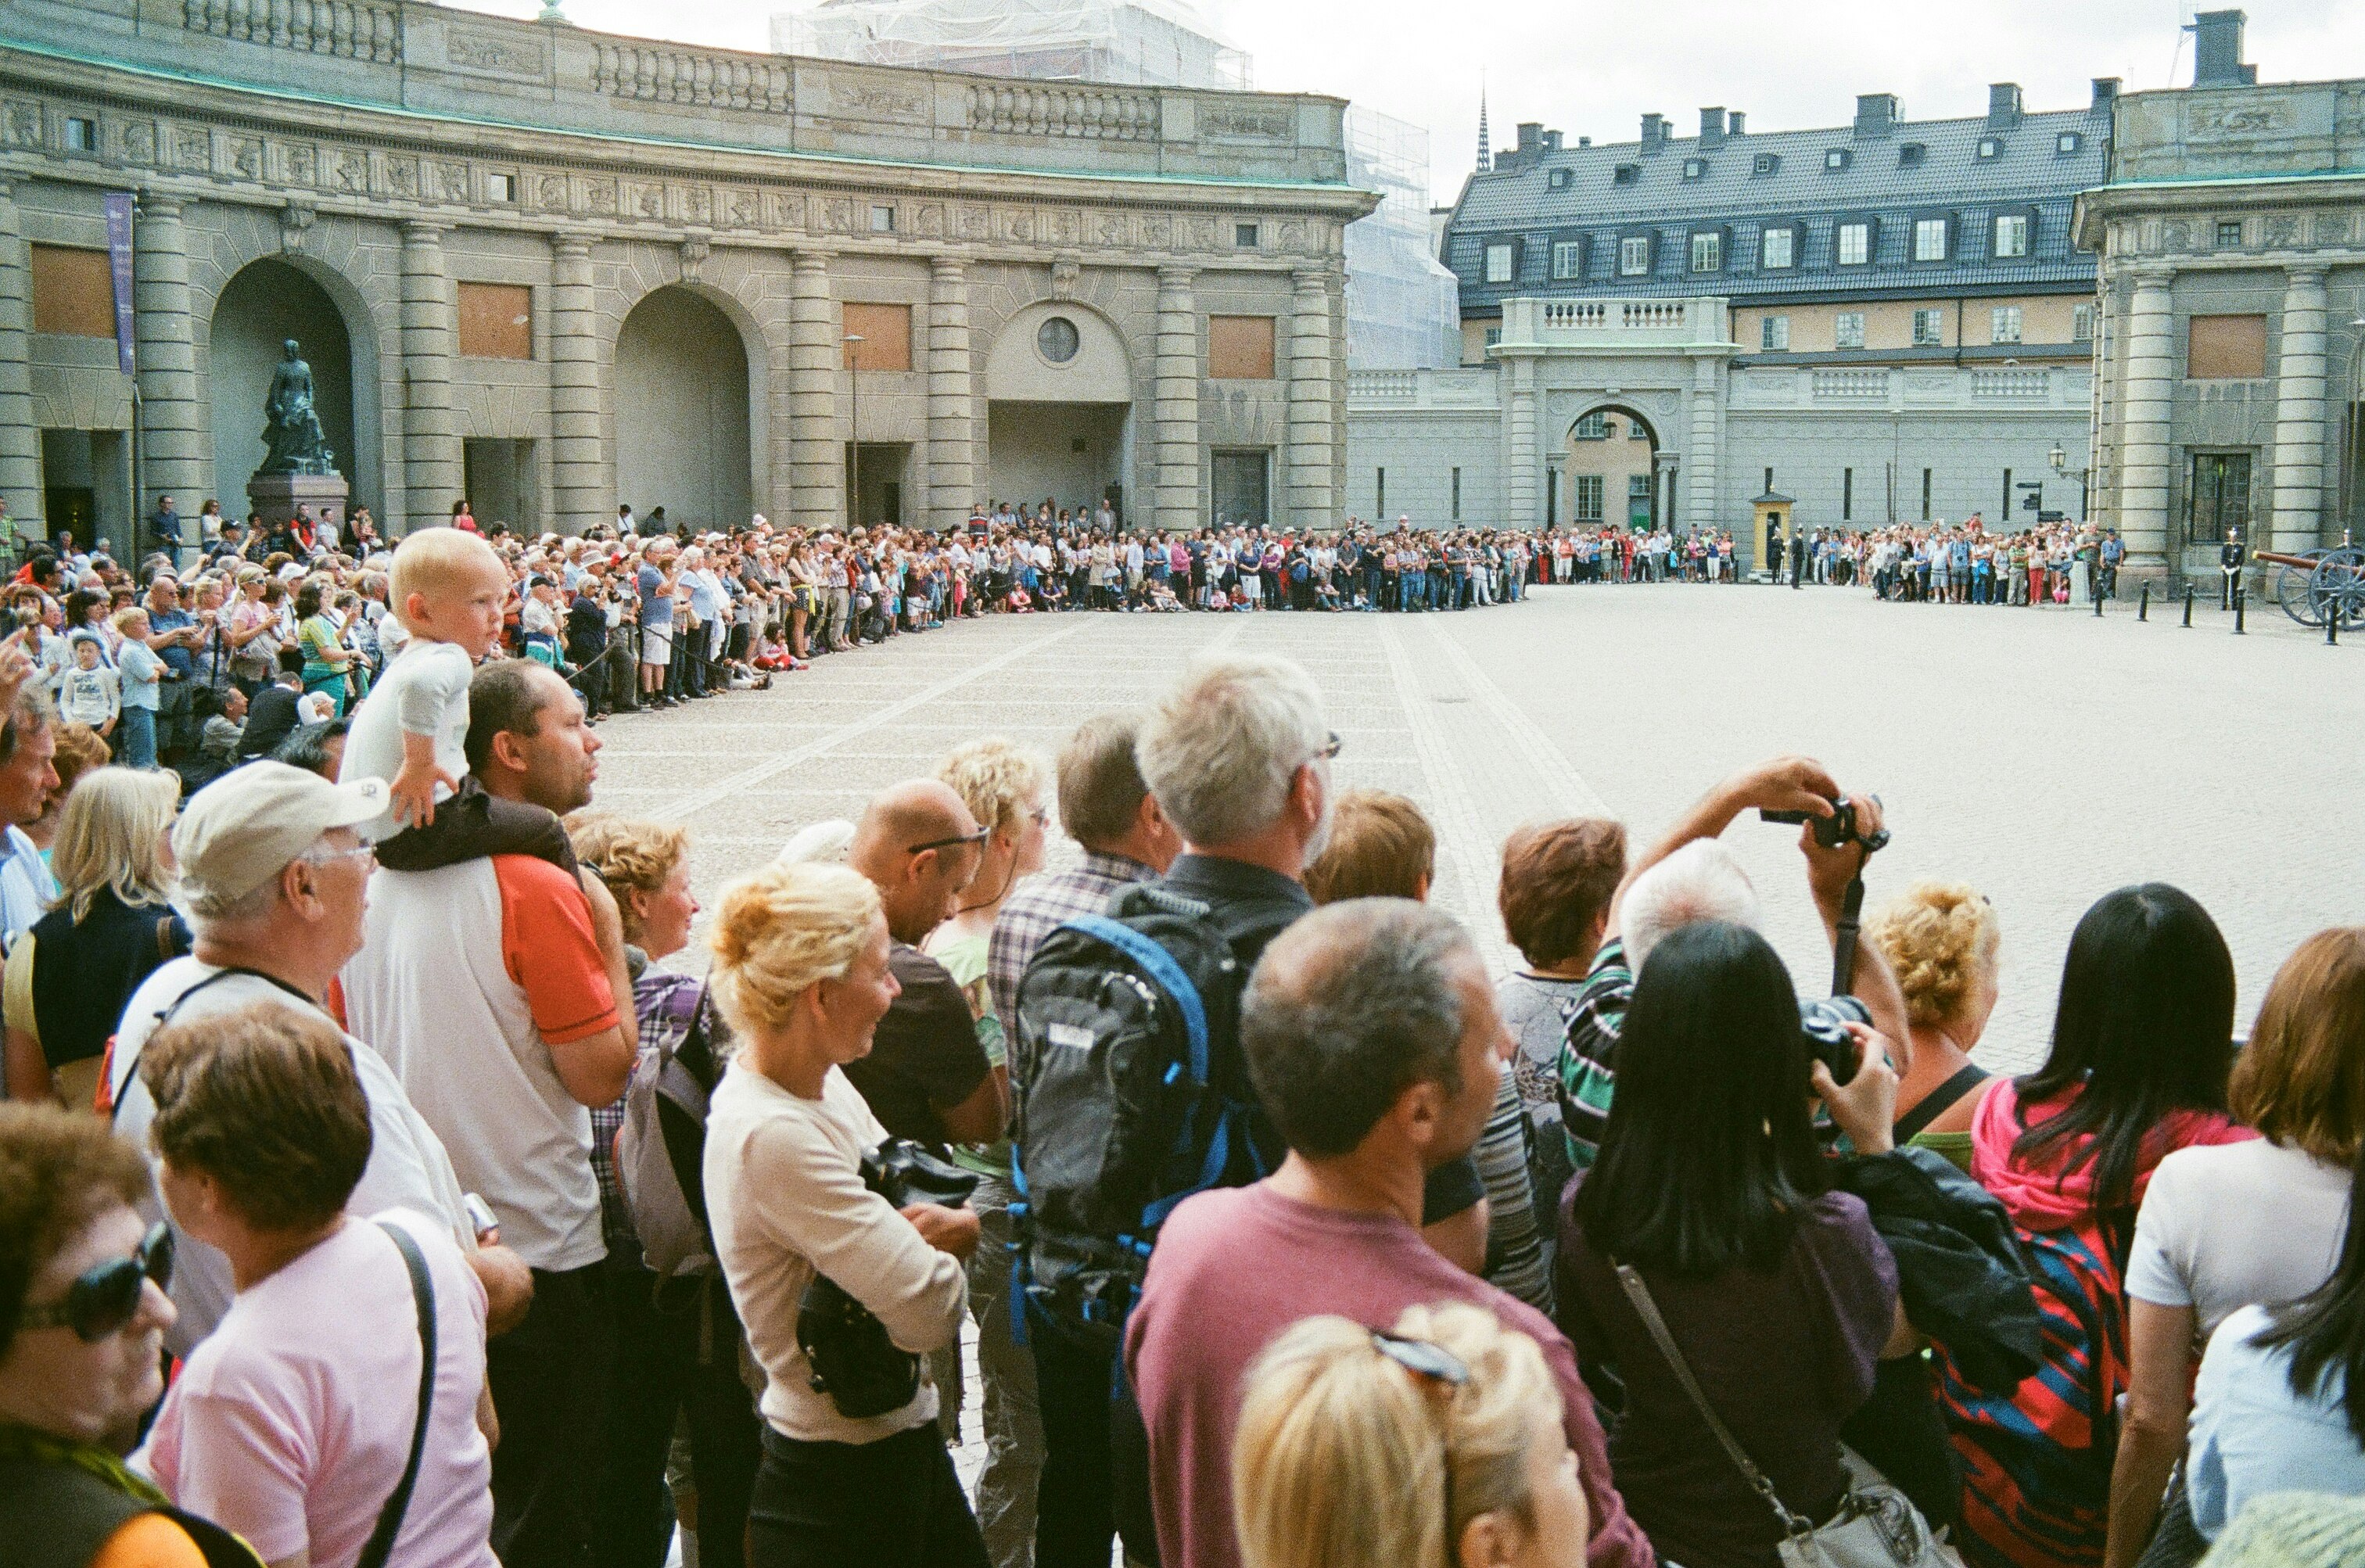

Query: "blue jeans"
(117, 705), (156, 770)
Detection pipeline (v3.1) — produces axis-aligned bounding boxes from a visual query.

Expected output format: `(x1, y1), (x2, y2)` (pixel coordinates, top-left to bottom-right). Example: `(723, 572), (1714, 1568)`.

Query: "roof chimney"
(2091, 77), (2120, 112)
(1516, 121), (1542, 152)
(1640, 111), (1664, 149)
(2191, 9), (2256, 86)
(1577, 135), (1590, 147)
(1986, 82), (2022, 128)
(1854, 92), (1898, 139)
(1542, 129), (1562, 152)
(1699, 106), (1726, 147)
(1726, 110), (1745, 136)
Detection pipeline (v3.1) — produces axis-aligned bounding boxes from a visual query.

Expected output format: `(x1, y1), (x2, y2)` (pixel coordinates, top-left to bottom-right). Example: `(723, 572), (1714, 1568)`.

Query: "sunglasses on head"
(906, 825), (991, 856)
(1370, 1329), (1469, 1386)
(17, 1222), (174, 1344)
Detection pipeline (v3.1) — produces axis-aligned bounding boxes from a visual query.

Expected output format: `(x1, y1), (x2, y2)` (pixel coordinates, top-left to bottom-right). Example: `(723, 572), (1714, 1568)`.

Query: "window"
(2216, 219), (2244, 248)
(1912, 307), (1945, 346)
(1990, 305), (2022, 345)
(457, 282), (533, 360)
(1036, 316), (1080, 364)
(2187, 452), (2251, 543)
(1682, 158), (1706, 181)
(1898, 142), (1926, 167)
(2056, 131), (2082, 155)
(1835, 310), (1866, 350)
(62, 116), (96, 153)
(1484, 242), (1515, 284)
(1760, 314), (1790, 351)
(1549, 168), (1572, 190)
(2187, 314), (2267, 379)
(1235, 221), (1260, 248)
(1922, 468), (1933, 522)
(2073, 303), (2095, 342)
(484, 172), (515, 203)
(1993, 213), (2030, 258)
(1613, 164), (1639, 186)
(842, 302), (913, 371)
(1825, 148), (1850, 171)
(1836, 221), (1870, 265)
(1376, 468), (1386, 512)
(27, 245), (113, 337)
(1484, 326), (1502, 350)
(870, 204), (896, 233)
(1912, 217), (1949, 261)
(1573, 473), (1605, 523)
(1752, 152), (1779, 177)
(1572, 411), (1608, 440)
(1551, 239), (1584, 280)
(1209, 315), (1276, 379)
(1618, 235), (1650, 276)
(1977, 137), (2001, 160)
(1629, 418), (1650, 440)
(1760, 227), (1795, 269)
(1452, 467), (1462, 522)
(1843, 467), (1854, 522)
(1690, 231), (1721, 272)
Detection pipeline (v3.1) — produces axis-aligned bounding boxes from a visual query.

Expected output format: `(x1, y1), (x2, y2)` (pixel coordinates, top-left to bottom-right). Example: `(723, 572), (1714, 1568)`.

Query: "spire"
(1476, 74), (1491, 173)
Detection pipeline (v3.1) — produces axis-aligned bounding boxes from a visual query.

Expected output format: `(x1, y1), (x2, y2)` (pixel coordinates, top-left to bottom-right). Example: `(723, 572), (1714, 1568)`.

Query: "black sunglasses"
(906, 825), (992, 856)
(18, 1222), (174, 1343)
(1369, 1329), (1469, 1386)
(1313, 731), (1343, 763)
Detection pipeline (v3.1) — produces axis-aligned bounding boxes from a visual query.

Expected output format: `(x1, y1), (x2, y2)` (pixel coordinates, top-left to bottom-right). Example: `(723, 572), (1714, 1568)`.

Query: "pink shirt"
(1125, 1181), (1653, 1568)
(144, 1211), (495, 1568)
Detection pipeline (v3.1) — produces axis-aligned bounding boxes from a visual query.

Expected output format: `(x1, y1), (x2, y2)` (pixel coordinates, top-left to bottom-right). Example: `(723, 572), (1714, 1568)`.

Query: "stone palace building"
(0, 0), (1373, 542)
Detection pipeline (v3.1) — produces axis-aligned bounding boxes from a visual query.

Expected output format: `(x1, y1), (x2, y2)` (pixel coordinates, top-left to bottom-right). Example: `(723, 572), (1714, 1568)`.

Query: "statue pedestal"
(246, 472), (348, 539)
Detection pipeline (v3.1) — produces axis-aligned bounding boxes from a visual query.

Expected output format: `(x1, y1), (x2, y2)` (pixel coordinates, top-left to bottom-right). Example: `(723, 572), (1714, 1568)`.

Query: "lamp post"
(2049, 441), (2091, 520)
(2338, 316), (2365, 544)
(843, 332), (863, 529)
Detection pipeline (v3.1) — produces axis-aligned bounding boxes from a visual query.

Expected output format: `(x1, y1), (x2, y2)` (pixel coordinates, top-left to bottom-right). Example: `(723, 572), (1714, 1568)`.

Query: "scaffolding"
(1344, 108), (1461, 371)
(770, 0), (1251, 90)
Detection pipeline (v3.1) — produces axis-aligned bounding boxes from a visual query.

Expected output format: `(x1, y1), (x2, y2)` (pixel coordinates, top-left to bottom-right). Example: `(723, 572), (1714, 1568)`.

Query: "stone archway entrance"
(1563, 405), (1661, 530)
(210, 259), (357, 508)
(615, 288), (752, 530)
(983, 302), (1135, 526)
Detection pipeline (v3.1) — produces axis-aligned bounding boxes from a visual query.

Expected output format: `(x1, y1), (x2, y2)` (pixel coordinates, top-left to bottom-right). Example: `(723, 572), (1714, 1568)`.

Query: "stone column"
(1505, 357), (1538, 528)
(1154, 265), (1200, 533)
(1285, 264), (1335, 529)
(2270, 265), (2329, 558)
(0, 181), (41, 537)
(2114, 264), (2176, 576)
(927, 257), (974, 532)
(1687, 357), (1721, 544)
(134, 195), (206, 521)
(789, 249), (842, 530)
(399, 222), (462, 531)
(547, 237), (605, 536)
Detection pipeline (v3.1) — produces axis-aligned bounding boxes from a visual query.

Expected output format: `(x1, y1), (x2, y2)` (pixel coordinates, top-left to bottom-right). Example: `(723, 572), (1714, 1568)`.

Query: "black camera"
(1761, 795), (1889, 853)
(797, 1139), (979, 1420)
(1799, 994), (1872, 1086)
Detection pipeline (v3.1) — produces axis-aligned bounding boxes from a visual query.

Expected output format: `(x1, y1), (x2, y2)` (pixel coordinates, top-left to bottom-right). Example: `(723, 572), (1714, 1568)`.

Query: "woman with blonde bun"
(1864, 881), (2001, 1169)
(1233, 1301), (1590, 1568)
(699, 859), (988, 1568)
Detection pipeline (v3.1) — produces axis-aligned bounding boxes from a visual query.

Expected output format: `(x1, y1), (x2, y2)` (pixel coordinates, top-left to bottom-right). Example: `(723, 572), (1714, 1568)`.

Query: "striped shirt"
(1556, 937), (1632, 1174)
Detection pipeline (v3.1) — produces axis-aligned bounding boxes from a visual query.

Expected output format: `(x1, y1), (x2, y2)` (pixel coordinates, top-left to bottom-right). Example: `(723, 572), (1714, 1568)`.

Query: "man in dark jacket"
(236, 654), (307, 760)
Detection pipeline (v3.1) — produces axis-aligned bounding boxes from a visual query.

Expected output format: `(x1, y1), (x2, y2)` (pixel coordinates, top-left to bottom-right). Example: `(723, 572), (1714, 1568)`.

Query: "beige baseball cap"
(174, 762), (389, 902)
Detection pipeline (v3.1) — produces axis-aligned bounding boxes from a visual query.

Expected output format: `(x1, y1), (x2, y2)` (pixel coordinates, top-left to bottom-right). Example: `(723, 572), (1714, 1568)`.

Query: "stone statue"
(257, 338), (336, 476)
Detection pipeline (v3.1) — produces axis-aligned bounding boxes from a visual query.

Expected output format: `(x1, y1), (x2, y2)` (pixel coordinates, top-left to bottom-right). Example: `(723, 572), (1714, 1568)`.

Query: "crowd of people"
(0, 497), (2360, 1568)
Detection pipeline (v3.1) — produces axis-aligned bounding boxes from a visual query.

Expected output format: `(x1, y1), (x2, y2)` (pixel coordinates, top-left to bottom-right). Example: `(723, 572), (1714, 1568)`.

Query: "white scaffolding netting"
(770, 0), (1251, 89)
(1344, 108), (1461, 370)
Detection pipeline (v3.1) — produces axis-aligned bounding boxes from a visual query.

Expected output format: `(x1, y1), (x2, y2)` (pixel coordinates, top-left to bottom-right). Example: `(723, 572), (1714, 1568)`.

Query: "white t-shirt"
(2188, 1304), (2365, 1539)
(141, 1211), (497, 1568)
(341, 640), (476, 841)
(2125, 1139), (2350, 1336)
(108, 960), (475, 1356)
(341, 859), (619, 1272)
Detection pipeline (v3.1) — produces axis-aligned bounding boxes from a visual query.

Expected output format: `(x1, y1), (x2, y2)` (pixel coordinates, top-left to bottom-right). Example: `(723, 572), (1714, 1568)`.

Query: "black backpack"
(1010, 881), (1257, 1347)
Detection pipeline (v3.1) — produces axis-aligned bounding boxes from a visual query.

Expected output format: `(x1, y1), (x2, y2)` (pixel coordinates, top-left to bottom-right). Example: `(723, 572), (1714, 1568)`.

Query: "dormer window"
(1898, 142), (1926, 168)
(1752, 152), (1779, 177)
(1613, 164), (1640, 186)
(1825, 148), (1850, 171)
(1682, 158), (1706, 181)
(1549, 167), (1572, 189)
(2056, 131), (2083, 155)
(1977, 137), (2002, 160)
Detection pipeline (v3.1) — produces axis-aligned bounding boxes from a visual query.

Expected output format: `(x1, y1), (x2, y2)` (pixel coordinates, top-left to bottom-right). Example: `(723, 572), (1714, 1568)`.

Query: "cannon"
(2256, 546), (2365, 631)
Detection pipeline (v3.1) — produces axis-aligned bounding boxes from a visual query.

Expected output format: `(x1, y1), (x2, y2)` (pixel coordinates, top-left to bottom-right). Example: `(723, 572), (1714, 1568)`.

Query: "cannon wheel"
(2277, 551), (2328, 626)
(2307, 547), (2365, 631)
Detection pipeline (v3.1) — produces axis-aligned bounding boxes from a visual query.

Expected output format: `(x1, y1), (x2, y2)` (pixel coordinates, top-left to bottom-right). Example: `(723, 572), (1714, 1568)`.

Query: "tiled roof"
(1445, 102), (2108, 308)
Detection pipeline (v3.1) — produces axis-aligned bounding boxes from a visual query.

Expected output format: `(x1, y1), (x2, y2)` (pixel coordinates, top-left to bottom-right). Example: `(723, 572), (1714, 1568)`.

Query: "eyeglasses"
(1312, 732), (1344, 763)
(906, 825), (991, 856)
(19, 1222), (174, 1343)
(301, 842), (377, 870)
(1369, 1330), (1468, 1386)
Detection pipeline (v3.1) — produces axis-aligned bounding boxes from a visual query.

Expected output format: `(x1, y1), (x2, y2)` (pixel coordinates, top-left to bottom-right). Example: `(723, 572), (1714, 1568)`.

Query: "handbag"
(796, 1139), (979, 1420)
(1613, 1264), (1958, 1568)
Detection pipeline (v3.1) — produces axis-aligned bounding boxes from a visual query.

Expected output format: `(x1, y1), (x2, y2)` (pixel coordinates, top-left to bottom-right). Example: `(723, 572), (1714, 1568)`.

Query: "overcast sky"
(464, 0), (2365, 203)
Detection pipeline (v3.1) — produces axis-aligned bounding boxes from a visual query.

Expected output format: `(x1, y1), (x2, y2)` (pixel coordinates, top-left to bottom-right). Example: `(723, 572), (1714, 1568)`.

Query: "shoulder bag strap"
(357, 1220), (438, 1568)
(1891, 1064), (1989, 1146)
(1612, 1263), (1814, 1539)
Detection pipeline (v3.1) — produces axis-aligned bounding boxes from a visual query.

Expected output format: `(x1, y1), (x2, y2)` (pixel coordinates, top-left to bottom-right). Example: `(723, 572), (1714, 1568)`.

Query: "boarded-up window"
(458, 282), (533, 359)
(29, 245), (114, 338)
(2187, 314), (2267, 379)
(842, 303), (912, 371)
(1209, 315), (1276, 379)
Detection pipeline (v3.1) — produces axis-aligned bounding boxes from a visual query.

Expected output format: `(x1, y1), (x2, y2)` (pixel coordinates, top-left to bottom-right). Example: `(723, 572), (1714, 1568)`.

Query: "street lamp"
(2050, 441), (2091, 519)
(843, 332), (863, 529)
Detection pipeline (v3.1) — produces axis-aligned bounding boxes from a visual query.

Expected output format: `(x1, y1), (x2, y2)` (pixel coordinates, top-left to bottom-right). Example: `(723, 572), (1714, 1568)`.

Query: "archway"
(1559, 405), (1662, 532)
(209, 259), (357, 504)
(982, 301), (1135, 526)
(614, 288), (752, 530)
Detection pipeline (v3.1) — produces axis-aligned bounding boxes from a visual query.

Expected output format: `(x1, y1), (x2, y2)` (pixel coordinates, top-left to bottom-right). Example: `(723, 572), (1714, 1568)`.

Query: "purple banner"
(102, 192), (135, 376)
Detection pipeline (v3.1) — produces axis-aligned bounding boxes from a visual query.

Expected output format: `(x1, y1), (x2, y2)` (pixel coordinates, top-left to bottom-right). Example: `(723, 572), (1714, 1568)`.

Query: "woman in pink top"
(139, 1003), (496, 1568)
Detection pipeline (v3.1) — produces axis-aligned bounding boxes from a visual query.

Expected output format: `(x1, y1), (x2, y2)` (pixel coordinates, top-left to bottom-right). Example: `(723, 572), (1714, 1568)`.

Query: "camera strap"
(1831, 872), (1868, 998)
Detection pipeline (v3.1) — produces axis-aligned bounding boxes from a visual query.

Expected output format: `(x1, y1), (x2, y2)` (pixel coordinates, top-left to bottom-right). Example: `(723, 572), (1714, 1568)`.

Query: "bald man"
(843, 779), (1007, 1150)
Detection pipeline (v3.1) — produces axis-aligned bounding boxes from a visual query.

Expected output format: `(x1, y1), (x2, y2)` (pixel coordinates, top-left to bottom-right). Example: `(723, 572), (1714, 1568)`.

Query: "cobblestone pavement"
(603, 580), (2360, 1505)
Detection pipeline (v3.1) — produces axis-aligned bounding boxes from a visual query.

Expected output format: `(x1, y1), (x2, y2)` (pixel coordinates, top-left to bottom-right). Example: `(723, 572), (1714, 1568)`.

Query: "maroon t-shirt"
(1125, 1181), (1653, 1568)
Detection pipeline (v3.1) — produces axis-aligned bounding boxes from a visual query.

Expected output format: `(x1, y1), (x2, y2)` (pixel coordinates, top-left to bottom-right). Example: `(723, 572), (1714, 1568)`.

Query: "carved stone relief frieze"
(535, 172), (570, 213)
(2263, 213), (2302, 248)
(723, 188), (763, 229)
(768, 190), (802, 231)
(332, 149), (369, 194)
(913, 203), (943, 239)
(443, 24), (549, 81)
(627, 181), (664, 219)
(6, 102), (41, 149)
(2160, 221), (2192, 253)
(430, 161), (467, 203)
(1139, 213), (1172, 249)
(820, 196), (855, 234)
(956, 205), (991, 241)
(176, 127), (212, 170)
(1277, 220), (1307, 253)
(1001, 208), (1034, 244)
(385, 152), (419, 199)
(1090, 210), (1128, 248)
(584, 178), (619, 217)
(283, 142), (318, 187)
(680, 185), (712, 225)
(830, 77), (928, 124)
(121, 120), (155, 165)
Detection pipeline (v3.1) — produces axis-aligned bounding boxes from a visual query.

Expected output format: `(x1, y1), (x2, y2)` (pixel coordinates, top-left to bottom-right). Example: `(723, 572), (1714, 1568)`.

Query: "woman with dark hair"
(1556, 920), (1908, 1568)
(292, 581), (355, 716)
(1941, 883), (2250, 1568)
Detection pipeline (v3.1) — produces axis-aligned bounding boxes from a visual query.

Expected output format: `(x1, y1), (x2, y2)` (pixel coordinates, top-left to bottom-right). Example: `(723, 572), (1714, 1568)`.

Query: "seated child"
(339, 528), (575, 874)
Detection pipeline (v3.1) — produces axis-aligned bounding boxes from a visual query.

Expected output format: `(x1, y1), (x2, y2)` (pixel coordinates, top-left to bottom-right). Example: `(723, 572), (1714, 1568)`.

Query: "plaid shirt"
(590, 967), (705, 1264)
(986, 849), (1155, 1081)
(1556, 937), (1632, 1175)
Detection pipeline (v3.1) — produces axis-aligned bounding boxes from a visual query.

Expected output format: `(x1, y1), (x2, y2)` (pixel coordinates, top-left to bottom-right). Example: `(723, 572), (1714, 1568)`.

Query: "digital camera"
(1799, 994), (1873, 1086)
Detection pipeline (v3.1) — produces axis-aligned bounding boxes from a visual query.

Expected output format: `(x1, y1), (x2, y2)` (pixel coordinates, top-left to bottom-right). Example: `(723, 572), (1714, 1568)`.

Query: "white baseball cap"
(174, 762), (389, 902)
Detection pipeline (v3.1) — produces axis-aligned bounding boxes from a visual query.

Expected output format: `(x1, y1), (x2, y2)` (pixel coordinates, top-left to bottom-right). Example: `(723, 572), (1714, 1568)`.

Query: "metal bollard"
(2234, 584), (2246, 634)
(2334, 608), (2342, 648)
(2184, 586), (2195, 626)
(2094, 587), (2103, 617)
(2140, 582), (2151, 622)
